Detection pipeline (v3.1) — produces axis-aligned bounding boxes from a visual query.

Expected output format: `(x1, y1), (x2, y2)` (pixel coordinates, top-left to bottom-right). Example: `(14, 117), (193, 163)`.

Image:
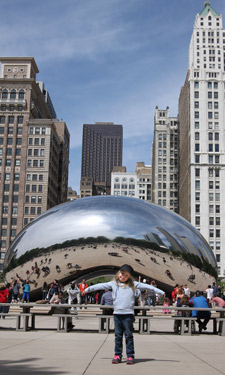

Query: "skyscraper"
(152, 106), (179, 213)
(178, 2), (225, 276)
(0, 57), (69, 271)
(80, 122), (123, 197)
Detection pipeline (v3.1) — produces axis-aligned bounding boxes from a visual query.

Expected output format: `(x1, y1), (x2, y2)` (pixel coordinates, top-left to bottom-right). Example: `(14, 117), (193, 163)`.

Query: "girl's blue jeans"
(114, 314), (135, 358)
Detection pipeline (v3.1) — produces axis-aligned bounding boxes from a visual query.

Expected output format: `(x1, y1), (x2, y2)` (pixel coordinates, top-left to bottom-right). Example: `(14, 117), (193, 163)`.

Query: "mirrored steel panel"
(4, 196), (217, 297)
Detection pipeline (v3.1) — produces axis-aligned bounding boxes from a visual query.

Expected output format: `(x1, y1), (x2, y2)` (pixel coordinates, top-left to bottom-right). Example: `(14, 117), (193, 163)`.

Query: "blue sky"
(1, 0), (225, 192)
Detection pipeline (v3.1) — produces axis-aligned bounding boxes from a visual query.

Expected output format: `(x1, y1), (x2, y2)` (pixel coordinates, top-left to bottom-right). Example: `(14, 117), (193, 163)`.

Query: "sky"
(1, 0), (225, 193)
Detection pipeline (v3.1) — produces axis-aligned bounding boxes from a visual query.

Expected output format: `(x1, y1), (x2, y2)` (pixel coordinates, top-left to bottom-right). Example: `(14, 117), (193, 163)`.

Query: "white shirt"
(205, 288), (214, 299)
(67, 288), (80, 304)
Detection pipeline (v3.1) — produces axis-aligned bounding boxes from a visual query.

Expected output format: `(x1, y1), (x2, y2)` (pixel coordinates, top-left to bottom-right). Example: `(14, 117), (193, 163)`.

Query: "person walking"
(83, 264), (165, 365)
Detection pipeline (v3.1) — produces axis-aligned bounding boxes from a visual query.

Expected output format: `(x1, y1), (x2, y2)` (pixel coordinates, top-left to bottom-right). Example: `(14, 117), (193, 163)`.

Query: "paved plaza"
(0, 315), (225, 375)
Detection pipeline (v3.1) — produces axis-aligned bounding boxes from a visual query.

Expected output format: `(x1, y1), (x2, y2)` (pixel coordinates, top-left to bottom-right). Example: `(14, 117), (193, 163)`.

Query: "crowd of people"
(170, 281), (225, 333)
(1, 276), (225, 334)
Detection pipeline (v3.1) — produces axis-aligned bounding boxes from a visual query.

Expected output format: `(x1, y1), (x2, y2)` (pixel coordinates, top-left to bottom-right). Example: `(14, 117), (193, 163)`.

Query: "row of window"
(24, 206), (41, 215)
(1, 89), (25, 99)
(29, 127), (46, 135)
(195, 143), (220, 152)
(114, 178), (135, 183)
(2, 217), (17, 225)
(2, 207), (18, 218)
(1, 104), (24, 112)
(0, 126), (23, 135)
(28, 138), (45, 146)
(1, 229), (17, 237)
(0, 148), (21, 156)
(195, 216), (220, 227)
(195, 168), (220, 177)
(194, 101), (219, 109)
(195, 155), (220, 164)
(114, 184), (135, 189)
(196, 180), (220, 189)
(0, 137), (23, 145)
(209, 241), (221, 251)
(27, 159), (44, 167)
(25, 195), (42, 204)
(28, 149), (45, 156)
(0, 116), (23, 124)
(0, 159), (21, 167)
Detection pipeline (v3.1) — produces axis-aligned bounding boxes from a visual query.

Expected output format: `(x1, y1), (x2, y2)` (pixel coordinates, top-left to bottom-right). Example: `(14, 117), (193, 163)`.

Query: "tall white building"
(152, 107), (179, 213)
(178, 2), (225, 277)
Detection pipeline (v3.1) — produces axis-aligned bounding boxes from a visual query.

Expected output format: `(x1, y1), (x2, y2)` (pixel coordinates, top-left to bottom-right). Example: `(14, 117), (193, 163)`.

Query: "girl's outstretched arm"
(82, 281), (114, 295)
(135, 281), (165, 296)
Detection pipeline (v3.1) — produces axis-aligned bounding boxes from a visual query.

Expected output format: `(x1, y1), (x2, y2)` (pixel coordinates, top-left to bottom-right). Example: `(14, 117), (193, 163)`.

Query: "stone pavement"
(0, 315), (225, 375)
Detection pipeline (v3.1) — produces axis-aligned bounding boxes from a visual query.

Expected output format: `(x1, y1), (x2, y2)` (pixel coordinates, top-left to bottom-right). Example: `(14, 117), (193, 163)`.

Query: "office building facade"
(0, 57), (69, 271)
(178, 2), (225, 276)
(111, 162), (152, 201)
(152, 106), (179, 213)
(80, 122), (123, 197)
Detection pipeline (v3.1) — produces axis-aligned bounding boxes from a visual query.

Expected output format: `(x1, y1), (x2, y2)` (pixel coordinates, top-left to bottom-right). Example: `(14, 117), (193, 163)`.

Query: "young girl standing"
(83, 264), (165, 365)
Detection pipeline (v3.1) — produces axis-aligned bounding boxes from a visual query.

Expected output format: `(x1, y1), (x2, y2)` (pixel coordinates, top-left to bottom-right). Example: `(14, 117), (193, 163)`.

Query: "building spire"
(200, 1), (219, 17)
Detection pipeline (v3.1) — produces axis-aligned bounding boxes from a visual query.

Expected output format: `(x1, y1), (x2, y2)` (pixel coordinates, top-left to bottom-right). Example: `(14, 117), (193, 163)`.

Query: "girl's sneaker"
(112, 355), (121, 364)
(126, 357), (134, 365)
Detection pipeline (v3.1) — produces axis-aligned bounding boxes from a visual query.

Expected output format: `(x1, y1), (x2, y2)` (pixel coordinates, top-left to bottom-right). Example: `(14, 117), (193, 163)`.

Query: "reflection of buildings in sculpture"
(80, 122), (123, 197)
(144, 232), (166, 247)
(0, 57), (69, 272)
(182, 222), (218, 266)
(175, 235), (202, 258)
(156, 227), (185, 254)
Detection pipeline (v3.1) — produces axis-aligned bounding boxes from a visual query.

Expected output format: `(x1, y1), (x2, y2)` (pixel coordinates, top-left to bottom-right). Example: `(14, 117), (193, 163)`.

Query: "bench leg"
(99, 317), (110, 333)
(213, 318), (217, 334)
(16, 316), (21, 331)
(31, 315), (35, 330)
(57, 316), (67, 332)
(139, 318), (150, 334)
(219, 321), (225, 336)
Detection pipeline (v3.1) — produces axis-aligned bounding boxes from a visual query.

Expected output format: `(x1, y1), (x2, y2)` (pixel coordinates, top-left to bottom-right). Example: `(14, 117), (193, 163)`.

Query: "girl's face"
(118, 271), (130, 283)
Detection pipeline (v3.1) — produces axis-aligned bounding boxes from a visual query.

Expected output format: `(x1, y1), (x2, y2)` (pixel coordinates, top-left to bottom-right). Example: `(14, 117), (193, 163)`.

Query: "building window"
(195, 112), (199, 118)
(195, 155), (200, 163)
(209, 181), (213, 189)
(195, 204), (200, 213)
(209, 193), (214, 201)
(2, 90), (8, 99)
(18, 90), (24, 99)
(209, 155), (213, 164)
(195, 192), (200, 201)
(11, 217), (17, 225)
(10, 90), (16, 99)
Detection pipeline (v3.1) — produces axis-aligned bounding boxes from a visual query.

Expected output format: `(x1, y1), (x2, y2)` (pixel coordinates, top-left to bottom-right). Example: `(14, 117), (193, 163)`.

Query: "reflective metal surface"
(4, 196), (217, 297)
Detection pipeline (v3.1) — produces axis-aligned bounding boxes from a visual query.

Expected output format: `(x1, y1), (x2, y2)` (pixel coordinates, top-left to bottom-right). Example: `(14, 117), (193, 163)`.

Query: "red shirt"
(79, 283), (88, 293)
(0, 288), (9, 303)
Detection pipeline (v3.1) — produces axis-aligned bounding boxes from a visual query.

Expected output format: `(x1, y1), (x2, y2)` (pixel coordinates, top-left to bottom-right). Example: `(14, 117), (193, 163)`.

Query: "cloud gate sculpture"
(4, 196), (217, 298)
